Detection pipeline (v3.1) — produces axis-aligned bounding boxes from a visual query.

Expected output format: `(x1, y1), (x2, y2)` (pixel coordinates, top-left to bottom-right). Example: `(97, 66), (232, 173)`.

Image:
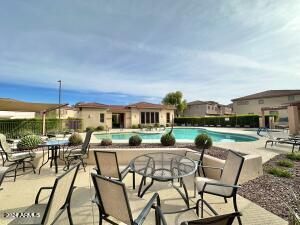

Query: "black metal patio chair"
(8, 163), (80, 225)
(91, 173), (161, 225)
(64, 130), (93, 171)
(93, 150), (136, 189)
(0, 133), (36, 181)
(194, 150), (245, 225)
(0, 166), (9, 190)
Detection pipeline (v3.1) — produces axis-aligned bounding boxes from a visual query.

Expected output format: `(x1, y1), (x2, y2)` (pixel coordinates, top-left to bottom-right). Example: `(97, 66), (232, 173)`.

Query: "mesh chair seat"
(8, 204), (47, 225)
(161, 209), (199, 225)
(195, 177), (233, 197)
(10, 152), (36, 161)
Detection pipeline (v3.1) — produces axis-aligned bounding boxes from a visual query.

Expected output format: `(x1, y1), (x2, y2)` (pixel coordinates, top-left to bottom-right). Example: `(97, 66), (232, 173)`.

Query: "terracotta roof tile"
(232, 90), (300, 101)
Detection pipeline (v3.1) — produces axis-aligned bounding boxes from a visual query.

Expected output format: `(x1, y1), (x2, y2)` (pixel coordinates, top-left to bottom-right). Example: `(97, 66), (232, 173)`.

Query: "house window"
(258, 99), (264, 104)
(100, 113), (105, 123)
(155, 112), (159, 123)
(140, 112), (160, 124)
(207, 106), (210, 110)
(288, 96), (295, 101)
(141, 112), (145, 124)
(166, 113), (170, 123)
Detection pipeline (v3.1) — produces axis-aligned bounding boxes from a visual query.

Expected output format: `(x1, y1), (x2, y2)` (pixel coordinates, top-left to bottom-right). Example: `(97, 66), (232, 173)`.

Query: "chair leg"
(233, 194), (242, 225)
(224, 197), (227, 203)
(22, 161), (25, 172)
(28, 161), (36, 174)
(67, 205), (74, 225)
(200, 192), (204, 218)
(14, 163), (20, 182)
(132, 171), (135, 189)
(80, 158), (86, 172)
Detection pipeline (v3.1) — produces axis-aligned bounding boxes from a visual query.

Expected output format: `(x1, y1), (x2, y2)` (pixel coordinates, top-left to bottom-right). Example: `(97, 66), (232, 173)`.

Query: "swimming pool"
(94, 128), (258, 142)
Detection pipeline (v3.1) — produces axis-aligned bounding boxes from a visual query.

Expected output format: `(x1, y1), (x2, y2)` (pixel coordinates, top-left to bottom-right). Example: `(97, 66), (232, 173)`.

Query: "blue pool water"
(94, 128), (257, 142)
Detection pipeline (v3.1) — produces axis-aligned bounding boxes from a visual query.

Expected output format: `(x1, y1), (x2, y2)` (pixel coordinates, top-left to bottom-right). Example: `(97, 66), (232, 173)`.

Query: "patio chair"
(195, 150), (245, 225)
(94, 150), (136, 189)
(0, 166), (9, 190)
(91, 173), (161, 225)
(0, 133), (36, 181)
(185, 140), (208, 177)
(154, 198), (241, 225)
(64, 130), (93, 171)
(8, 163), (80, 225)
(265, 131), (300, 152)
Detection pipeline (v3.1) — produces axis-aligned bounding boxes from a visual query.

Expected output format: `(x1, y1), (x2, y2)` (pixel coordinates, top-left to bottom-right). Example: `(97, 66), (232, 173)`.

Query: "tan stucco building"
(75, 102), (175, 130)
(183, 101), (233, 117)
(232, 90), (300, 117)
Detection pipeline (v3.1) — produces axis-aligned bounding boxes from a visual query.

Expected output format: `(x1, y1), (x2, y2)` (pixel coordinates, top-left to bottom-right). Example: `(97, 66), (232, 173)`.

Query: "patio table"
(130, 152), (196, 213)
(38, 140), (69, 174)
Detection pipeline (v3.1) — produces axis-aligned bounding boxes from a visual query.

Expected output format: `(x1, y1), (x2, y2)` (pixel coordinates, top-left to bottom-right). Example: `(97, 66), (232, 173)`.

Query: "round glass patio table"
(130, 152), (197, 212)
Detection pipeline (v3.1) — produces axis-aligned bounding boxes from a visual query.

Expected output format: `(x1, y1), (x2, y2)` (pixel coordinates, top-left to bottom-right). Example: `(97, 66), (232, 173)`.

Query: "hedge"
(174, 115), (260, 128)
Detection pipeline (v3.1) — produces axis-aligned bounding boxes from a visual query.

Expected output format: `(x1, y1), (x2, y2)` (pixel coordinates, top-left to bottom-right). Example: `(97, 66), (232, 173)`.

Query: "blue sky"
(0, 0), (299, 105)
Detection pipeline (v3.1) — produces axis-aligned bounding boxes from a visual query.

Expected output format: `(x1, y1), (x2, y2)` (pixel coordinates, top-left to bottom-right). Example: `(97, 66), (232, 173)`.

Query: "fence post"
(42, 113), (46, 136)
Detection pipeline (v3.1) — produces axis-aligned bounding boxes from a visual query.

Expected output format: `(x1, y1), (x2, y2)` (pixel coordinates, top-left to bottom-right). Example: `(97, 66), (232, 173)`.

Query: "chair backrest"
(181, 212), (241, 225)
(185, 140), (207, 162)
(0, 134), (13, 159)
(42, 163), (80, 225)
(81, 130), (93, 154)
(91, 173), (133, 225)
(94, 151), (121, 179)
(220, 151), (244, 196)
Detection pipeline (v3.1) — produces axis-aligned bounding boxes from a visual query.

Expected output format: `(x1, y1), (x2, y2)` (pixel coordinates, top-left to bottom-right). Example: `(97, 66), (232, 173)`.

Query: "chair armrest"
(203, 182), (240, 193)
(134, 193), (160, 225)
(200, 165), (223, 171)
(35, 187), (53, 204)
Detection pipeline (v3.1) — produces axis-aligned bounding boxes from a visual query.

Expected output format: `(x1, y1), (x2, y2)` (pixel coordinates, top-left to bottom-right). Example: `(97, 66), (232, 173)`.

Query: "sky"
(0, 0), (299, 105)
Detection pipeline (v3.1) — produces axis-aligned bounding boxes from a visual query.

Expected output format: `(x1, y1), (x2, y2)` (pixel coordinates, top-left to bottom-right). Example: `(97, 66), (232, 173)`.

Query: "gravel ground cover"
(238, 154), (300, 221)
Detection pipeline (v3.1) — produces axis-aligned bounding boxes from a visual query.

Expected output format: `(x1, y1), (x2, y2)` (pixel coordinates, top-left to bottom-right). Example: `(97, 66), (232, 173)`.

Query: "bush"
(95, 126), (104, 131)
(268, 167), (292, 178)
(68, 133), (83, 146)
(160, 133), (176, 146)
(194, 134), (213, 149)
(131, 125), (138, 129)
(277, 159), (294, 168)
(85, 126), (95, 132)
(101, 138), (112, 146)
(17, 135), (43, 150)
(174, 115), (260, 128)
(287, 153), (300, 161)
(129, 135), (142, 146)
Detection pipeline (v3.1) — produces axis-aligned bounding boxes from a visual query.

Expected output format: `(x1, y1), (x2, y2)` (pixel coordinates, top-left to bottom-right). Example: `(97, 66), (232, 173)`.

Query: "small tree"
(162, 91), (187, 117)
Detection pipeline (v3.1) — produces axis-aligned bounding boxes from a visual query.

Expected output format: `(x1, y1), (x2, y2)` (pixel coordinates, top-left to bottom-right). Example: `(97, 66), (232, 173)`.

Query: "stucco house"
(232, 90), (300, 117)
(183, 101), (233, 117)
(75, 102), (175, 130)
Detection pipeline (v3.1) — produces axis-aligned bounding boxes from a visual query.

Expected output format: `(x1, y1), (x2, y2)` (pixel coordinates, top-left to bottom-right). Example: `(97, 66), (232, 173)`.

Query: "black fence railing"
(0, 118), (82, 139)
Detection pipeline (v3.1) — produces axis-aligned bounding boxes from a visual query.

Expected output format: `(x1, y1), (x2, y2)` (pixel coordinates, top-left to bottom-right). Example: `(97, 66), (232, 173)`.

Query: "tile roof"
(75, 102), (175, 110)
(232, 90), (300, 101)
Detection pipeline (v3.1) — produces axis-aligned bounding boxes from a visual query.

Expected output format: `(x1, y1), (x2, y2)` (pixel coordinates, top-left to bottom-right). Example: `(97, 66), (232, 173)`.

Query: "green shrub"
(95, 126), (104, 131)
(68, 133), (83, 146)
(101, 138), (112, 146)
(17, 135), (43, 150)
(277, 159), (294, 168)
(194, 134), (213, 149)
(160, 133), (176, 146)
(85, 126), (95, 132)
(268, 167), (292, 178)
(131, 125), (138, 129)
(287, 153), (300, 161)
(174, 115), (260, 128)
(129, 135), (142, 146)
(154, 123), (159, 128)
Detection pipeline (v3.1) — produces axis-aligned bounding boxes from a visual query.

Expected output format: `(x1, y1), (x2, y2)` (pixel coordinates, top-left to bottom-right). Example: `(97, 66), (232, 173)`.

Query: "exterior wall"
(233, 95), (300, 116)
(288, 106), (300, 134)
(55, 108), (79, 119)
(78, 108), (111, 130)
(206, 103), (219, 115)
(184, 104), (207, 117)
(79, 108), (175, 129)
(0, 111), (36, 119)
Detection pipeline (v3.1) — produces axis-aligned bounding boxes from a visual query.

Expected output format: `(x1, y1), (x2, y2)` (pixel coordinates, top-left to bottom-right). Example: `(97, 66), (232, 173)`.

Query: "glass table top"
(130, 153), (197, 180)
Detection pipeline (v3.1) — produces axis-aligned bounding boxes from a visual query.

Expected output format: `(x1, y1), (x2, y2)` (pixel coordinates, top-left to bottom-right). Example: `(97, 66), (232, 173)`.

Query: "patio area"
(0, 163), (287, 225)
